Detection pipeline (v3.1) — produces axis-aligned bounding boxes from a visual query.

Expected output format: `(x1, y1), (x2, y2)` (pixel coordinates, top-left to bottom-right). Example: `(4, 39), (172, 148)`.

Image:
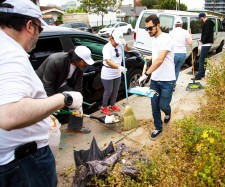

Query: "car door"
(119, 23), (127, 34)
(70, 34), (106, 105)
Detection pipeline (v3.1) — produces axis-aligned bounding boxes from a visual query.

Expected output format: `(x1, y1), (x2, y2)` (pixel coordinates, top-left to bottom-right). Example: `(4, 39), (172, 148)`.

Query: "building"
(205, 0), (225, 14)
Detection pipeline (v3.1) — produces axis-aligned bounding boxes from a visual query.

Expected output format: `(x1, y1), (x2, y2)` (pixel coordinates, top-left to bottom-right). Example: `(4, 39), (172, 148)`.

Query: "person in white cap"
(100, 28), (131, 115)
(36, 46), (95, 134)
(169, 17), (192, 91)
(0, 0), (83, 186)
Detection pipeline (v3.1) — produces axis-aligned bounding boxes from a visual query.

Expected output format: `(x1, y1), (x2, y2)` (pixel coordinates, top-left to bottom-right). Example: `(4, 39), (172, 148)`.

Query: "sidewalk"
(55, 64), (209, 186)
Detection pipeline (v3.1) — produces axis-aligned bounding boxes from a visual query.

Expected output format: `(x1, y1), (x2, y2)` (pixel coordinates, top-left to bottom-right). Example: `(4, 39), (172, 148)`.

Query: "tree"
(139, 0), (158, 9)
(82, 0), (115, 26)
(154, 0), (187, 11)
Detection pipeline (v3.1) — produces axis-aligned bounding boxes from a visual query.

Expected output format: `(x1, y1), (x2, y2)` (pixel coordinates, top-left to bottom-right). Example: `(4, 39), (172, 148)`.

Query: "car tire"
(216, 40), (224, 54)
(185, 49), (198, 67)
(127, 68), (142, 89)
(127, 28), (131, 35)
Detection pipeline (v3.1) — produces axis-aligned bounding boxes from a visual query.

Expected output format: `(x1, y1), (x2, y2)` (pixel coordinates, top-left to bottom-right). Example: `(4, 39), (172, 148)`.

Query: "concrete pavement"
(55, 51), (224, 186)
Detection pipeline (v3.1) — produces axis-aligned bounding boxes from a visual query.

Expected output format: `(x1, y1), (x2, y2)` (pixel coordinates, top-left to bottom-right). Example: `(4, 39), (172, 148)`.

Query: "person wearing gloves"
(36, 46), (95, 134)
(0, 0), (82, 186)
(169, 17), (192, 91)
(100, 28), (131, 115)
(192, 12), (214, 80)
(139, 15), (175, 140)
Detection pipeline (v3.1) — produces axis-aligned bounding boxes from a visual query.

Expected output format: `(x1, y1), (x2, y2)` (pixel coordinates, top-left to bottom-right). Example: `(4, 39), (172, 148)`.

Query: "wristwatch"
(62, 92), (73, 106)
(145, 72), (150, 76)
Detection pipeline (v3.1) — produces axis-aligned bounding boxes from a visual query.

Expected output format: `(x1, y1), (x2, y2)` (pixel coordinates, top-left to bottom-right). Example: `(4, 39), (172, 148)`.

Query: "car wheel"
(127, 28), (131, 35)
(216, 40), (224, 54)
(185, 49), (198, 67)
(127, 69), (142, 89)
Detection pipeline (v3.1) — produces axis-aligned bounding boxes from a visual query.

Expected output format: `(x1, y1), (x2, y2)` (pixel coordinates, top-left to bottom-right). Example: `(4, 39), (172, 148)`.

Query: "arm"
(105, 59), (120, 69)
(0, 94), (64, 131)
(146, 50), (169, 75)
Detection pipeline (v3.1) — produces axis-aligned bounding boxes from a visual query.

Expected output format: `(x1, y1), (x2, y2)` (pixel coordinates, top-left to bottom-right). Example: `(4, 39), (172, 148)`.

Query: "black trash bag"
(72, 141), (126, 187)
(74, 137), (114, 167)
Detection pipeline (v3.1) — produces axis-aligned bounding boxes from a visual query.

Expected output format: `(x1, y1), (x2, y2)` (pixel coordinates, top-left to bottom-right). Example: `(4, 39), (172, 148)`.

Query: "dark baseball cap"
(198, 13), (206, 19)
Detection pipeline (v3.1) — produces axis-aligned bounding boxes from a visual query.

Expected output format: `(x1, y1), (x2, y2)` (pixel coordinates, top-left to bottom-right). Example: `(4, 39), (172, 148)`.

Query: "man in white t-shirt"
(0, 0), (83, 186)
(100, 28), (130, 115)
(139, 15), (176, 140)
(169, 17), (192, 90)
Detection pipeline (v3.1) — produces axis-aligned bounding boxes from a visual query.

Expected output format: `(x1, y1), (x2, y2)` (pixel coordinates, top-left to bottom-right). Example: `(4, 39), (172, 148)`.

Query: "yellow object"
(122, 105), (138, 131)
(190, 85), (199, 89)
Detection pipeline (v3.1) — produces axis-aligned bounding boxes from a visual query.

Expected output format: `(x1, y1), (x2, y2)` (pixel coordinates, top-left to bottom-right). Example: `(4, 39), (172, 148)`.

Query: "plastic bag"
(49, 115), (61, 157)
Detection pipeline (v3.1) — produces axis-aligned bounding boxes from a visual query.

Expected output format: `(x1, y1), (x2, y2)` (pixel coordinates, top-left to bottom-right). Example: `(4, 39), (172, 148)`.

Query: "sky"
(39, 0), (205, 10)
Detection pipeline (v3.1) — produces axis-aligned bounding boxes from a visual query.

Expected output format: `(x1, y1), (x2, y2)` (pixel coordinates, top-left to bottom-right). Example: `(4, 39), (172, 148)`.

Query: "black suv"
(59, 22), (93, 33)
(29, 26), (144, 112)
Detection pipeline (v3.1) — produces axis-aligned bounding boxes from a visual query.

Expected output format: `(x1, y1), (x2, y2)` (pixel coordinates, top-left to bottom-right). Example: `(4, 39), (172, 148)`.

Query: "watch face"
(67, 95), (73, 106)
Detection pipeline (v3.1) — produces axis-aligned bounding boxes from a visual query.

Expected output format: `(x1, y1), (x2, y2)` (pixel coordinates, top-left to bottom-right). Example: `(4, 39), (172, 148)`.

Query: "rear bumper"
(132, 47), (152, 56)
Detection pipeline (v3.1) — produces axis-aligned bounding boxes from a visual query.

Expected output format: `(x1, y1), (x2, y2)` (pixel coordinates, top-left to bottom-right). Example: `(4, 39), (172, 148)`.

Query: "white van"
(133, 10), (225, 66)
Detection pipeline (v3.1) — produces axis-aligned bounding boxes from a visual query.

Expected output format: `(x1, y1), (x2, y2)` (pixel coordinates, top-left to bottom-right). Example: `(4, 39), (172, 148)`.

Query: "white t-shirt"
(169, 27), (190, 53)
(151, 32), (176, 81)
(0, 30), (50, 165)
(101, 42), (123, 80)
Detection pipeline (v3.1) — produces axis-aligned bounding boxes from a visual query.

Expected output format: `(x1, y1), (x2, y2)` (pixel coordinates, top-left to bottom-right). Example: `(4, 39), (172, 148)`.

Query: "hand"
(64, 91), (83, 110)
(138, 74), (148, 85)
(78, 107), (83, 116)
(118, 66), (127, 73)
(143, 55), (152, 61)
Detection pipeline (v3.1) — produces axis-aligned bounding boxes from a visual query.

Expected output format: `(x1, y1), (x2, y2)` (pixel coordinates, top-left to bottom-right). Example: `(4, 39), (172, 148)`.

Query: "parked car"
(98, 22), (133, 37)
(134, 9), (225, 68)
(59, 22), (93, 33)
(29, 26), (145, 113)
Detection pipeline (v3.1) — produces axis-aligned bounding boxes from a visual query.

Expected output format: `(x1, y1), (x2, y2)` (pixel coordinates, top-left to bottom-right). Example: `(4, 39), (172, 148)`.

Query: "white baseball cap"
(0, 0), (48, 27)
(174, 17), (183, 25)
(111, 28), (126, 45)
(75, 46), (95, 65)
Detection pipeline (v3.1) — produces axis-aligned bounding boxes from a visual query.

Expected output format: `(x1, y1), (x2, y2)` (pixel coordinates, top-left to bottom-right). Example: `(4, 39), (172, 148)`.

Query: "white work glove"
(138, 74), (148, 85)
(118, 66), (127, 73)
(63, 91), (83, 110)
(78, 107), (83, 115)
(143, 55), (152, 61)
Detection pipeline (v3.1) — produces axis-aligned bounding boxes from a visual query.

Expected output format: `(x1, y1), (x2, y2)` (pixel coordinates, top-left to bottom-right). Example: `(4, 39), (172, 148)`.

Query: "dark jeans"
(57, 84), (83, 130)
(150, 80), (175, 131)
(101, 77), (121, 107)
(0, 145), (57, 187)
(196, 45), (211, 78)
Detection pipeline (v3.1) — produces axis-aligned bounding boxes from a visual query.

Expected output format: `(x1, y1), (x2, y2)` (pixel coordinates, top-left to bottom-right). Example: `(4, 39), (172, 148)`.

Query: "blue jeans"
(196, 45), (211, 78)
(101, 77), (121, 107)
(0, 145), (57, 187)
(150, 80), (175, 131)
(174, 53), (186, 81)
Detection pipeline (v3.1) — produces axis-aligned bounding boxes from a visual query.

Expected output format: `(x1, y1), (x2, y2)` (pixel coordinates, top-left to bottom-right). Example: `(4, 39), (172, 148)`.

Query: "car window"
(208, 18), (216, 32)
(29, 37), (63, 70)
(120, 23), (127, 26)
(72, 23), (80, 28)
(159, 15), (174, 33)
(218, 19), (223, 31)
(190, 17), (202, 34)
(139, 13), (157, 29)
(181, 17), (188, 30)
(80, 23), (88, 27)
(106, 23), (116, 28)
(71, 36), (105, 62)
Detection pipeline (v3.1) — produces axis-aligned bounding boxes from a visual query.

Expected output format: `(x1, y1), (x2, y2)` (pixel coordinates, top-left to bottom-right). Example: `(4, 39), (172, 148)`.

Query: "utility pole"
(134, 0), (136, 17)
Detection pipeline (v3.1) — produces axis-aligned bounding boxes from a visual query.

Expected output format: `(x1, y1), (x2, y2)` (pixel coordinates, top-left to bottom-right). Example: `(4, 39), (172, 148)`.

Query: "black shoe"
(150, 130), (162, 140)
(164, 114), (171, 123)
(67, 126), (91, 134)
(191, 76), (201, 80)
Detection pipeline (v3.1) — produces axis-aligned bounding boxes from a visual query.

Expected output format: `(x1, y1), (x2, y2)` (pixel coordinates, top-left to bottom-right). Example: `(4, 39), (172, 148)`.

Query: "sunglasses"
(115, 48), (119, 57)
(32, 21), (43, 34)
(145, 25), (156, 31)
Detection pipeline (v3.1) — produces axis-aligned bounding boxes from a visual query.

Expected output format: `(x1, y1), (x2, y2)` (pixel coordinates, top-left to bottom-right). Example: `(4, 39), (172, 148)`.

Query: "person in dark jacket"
(36, 46), (94, 133)
(192, 12), (215, 80)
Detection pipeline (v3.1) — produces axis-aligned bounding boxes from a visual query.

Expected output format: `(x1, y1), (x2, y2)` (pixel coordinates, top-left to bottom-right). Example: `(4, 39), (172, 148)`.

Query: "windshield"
(43, 18), (55, 25)
(106, 23), (116, 28)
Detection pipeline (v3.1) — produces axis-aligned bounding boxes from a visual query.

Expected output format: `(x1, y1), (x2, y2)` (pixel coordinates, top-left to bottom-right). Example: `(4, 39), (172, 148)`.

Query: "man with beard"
(36, 46), (94, 134)
(0, 0), (83, 186)
(138, 15), (175, 140)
